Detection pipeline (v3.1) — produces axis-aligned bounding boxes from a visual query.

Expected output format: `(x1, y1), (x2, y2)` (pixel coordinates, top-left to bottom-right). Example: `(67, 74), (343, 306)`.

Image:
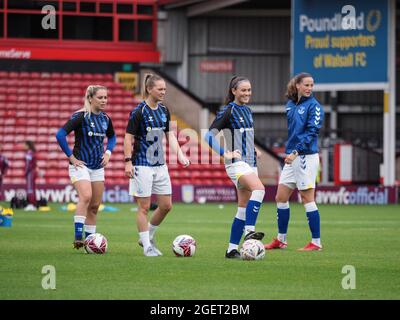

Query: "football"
(172, 234), (196, 257)
(84, 233), (108, 254)
(240, 239), (265, 260)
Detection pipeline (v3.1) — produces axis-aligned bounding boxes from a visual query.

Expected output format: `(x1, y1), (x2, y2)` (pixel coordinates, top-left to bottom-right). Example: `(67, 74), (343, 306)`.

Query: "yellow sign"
(115, 72), (139, 94)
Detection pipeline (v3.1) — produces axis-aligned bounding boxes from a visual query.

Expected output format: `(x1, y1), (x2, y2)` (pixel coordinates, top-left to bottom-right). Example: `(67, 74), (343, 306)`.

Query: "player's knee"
(89, 203), (101, 214)
(300, 193), (314, 204)
(275, 194), (283, 203)
(79, 193), (92, 205)
(138, 204), (150, 215)
(160, 202), (172, 213)
(250, 189), (265, 202)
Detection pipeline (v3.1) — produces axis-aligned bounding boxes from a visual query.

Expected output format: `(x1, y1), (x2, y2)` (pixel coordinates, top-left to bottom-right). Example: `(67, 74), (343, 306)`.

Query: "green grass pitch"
(0, 202), (399, 300)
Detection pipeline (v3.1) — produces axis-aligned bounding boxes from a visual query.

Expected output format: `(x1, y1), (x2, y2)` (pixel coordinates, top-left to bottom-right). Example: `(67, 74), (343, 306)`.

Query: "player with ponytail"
(56, 84), (116, 249)
(205, 76), (266, 259)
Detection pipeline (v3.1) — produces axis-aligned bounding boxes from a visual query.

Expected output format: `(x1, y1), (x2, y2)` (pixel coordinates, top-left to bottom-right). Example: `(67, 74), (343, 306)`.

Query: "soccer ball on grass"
(84, 233), (108, 254)
(172, 234), (196, 257)
(240, 239), (265, 260)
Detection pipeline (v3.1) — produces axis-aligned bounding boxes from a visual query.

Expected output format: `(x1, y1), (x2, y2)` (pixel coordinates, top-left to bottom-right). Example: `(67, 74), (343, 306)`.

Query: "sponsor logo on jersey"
(88, 131), (105, 137)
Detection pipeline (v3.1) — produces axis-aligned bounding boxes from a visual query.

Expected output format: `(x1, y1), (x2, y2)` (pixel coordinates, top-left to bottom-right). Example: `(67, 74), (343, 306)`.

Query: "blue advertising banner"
(292, 0), (388, 90)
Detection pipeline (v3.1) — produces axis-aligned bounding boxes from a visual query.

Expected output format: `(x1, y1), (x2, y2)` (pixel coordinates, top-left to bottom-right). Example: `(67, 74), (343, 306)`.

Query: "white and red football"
(84, 233), (108, 254)
(172, 234), (196, 257)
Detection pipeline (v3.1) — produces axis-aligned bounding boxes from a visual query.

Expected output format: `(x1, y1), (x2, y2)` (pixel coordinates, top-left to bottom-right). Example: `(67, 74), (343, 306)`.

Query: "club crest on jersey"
(161, 114), (167, 123)
(298, 106), (305, 115)
(101, 121), (107, 130)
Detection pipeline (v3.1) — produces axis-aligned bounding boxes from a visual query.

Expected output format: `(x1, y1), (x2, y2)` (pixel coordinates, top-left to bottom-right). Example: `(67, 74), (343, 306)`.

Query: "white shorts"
(225, 161), (258, 189)
(129, 165), (172, 198)
(279, 153), (319, 190)
(69, 165), (105, 183)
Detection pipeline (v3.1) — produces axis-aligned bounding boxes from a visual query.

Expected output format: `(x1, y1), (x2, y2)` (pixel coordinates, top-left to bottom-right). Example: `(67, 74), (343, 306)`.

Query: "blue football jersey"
(62, 111), (115, 169)
(209, 102), (257, 167)
(126, 101), (171, 167)
(285, 95), (324, 155)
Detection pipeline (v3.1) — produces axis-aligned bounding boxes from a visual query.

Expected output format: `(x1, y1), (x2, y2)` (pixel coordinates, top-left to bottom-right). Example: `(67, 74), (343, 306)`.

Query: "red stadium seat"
(61, 73), (73, 79)
(50, 72), (62, 79)
(71, 96), (83, 104)
(30, 72), (41, 79)
(49, 96), (60, 102)
(28, 96), (39, 102)
(19, 72), (31, 79)
(71, 73), (83, 79)
(6, 87), (18, 94)
(39, 95), (50, 102)
(38, 80), (53, 87)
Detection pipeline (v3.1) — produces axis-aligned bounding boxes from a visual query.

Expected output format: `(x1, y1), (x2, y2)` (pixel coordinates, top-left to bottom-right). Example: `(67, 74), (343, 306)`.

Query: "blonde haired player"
(264, 73), (324, 251)
(56, 85), (116, 249)
(124, 74), (190, 257)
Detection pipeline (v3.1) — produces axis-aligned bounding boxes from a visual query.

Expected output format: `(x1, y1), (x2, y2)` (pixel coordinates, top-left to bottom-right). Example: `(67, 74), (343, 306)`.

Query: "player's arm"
(56, 112), (86, 168)
(101, 117), (117, 167)
(164, 108), (190, 167)
(124, 133), (135, 178)
(204, 107), (241, 160)
(295, 103), (323, 153)
(124, 109), (140, 178)
(167, 132), (190, 167)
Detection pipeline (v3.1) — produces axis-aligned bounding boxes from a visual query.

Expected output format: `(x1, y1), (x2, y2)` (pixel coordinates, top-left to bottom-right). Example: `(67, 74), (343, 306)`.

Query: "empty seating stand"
(0, 71), (230, 187)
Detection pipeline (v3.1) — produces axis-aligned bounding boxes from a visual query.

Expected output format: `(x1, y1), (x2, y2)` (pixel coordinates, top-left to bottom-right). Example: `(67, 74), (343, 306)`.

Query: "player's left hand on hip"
(101, 153), (111, 167)
(284, 154), (296, 164)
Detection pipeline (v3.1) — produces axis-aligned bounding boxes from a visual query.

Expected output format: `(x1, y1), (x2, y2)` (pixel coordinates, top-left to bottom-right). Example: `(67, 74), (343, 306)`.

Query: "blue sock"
(75, 223), (84, 240)
(246, 200), (261, 226)
(229, 217), (245, 245)
(74, 215), (86, 240)
(305, 202), (321, 239)
(306, 211), (320, 238)
(277, 207), (290, 234)
(245, 190), (265, 230)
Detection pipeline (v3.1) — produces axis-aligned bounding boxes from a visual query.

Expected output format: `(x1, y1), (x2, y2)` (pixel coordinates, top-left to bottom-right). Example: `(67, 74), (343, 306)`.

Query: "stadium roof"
(158, 0), (290, 16)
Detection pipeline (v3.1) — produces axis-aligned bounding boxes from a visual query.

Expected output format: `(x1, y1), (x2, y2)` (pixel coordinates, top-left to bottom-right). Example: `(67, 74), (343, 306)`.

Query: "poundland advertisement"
(292, 0), (388, 89)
